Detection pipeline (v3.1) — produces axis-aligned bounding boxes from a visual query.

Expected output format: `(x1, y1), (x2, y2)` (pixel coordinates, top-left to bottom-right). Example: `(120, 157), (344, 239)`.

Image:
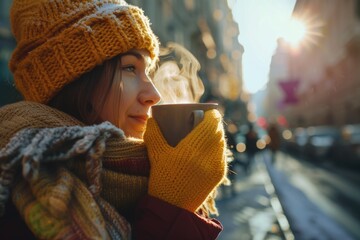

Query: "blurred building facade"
(128, 0), (248, 125)
(0, 0), (22, 106)
(0, 0), (248, 126)
(265, 0), (360, 128)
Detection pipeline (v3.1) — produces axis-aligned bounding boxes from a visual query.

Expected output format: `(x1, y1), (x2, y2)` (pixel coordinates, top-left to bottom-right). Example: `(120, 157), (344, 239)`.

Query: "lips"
(129, 115), (148, 124)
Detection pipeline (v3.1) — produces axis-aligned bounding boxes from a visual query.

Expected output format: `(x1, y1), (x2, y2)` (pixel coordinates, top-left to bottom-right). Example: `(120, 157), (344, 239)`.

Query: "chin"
(124, 130), (144, 139)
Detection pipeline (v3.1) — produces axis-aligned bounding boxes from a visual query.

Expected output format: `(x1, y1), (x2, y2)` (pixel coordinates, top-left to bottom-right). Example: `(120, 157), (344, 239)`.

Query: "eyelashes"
(121, 65), (136, 73)
(121, 64), (153, 80)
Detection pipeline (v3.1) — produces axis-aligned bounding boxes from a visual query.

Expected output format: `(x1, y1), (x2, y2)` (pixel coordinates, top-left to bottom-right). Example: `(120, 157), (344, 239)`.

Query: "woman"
(0, 0), (228, 239)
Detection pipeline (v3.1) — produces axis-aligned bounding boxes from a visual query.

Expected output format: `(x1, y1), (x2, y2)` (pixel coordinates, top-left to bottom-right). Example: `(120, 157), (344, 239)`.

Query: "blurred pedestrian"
(267, 123), (281, 164)
(224, 125), (240, 197)
(244, 123), (259, 173)
(0, 0), (228, 239)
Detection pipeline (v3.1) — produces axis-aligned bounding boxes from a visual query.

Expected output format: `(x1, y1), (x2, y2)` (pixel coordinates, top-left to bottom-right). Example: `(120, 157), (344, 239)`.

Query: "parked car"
(331, 124), (360, 168)
(303, 126), (341, 161)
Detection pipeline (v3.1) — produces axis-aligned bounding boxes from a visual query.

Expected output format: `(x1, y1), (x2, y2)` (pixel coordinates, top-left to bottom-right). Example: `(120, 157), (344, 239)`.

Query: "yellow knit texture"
(144, 109), (227, 212)
(9, 0), (159, 103)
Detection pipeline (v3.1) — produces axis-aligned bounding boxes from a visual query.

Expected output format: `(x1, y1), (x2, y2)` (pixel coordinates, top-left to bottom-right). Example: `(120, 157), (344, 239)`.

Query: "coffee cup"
(151, 103), (218, 147)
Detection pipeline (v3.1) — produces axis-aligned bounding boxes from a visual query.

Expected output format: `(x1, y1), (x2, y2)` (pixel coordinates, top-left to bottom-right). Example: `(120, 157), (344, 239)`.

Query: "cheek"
(98, 85), (125, 127)
(120, 78), (139, 107)
(116, 81), (137, 127)
(99, 96), (120, 127)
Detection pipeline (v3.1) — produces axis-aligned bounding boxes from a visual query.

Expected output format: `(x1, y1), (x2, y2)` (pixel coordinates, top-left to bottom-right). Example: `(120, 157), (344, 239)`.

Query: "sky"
(228, 0), (297, 94)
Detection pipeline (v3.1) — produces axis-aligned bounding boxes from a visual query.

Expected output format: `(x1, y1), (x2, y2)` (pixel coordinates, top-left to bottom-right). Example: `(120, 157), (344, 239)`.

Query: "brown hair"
(49, 57), (120, 125)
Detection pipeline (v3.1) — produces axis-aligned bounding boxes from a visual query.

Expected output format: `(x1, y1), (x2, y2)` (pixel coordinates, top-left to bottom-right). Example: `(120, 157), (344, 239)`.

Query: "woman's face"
(98, 49), (161, 139)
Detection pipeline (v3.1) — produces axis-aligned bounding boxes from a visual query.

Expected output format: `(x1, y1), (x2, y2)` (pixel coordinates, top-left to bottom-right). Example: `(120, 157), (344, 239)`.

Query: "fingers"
(177, 109), (224, 150)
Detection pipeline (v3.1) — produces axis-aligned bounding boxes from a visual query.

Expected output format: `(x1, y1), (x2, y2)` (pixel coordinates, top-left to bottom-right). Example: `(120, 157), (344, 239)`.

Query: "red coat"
(135, 195), (223, 239)
(1, 195), (222, 239)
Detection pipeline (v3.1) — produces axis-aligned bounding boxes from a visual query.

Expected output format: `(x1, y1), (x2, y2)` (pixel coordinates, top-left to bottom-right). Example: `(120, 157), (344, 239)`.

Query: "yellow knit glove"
(144, 109), (227, 212)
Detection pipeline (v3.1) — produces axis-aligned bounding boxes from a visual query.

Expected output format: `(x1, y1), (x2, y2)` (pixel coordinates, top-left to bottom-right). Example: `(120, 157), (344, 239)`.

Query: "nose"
(139, 79), (161, 106)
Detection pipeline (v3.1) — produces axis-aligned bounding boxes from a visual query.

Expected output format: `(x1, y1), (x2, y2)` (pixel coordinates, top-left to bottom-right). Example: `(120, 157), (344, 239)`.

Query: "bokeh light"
(236, 142), (246, 153)
(282, 129), (292, 140)
(256, 139), (267, 150)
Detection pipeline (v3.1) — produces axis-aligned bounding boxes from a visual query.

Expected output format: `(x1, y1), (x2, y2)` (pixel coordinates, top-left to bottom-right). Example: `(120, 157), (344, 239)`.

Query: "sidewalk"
(215, 153), (293, 240)
(216, 150), (355, 240)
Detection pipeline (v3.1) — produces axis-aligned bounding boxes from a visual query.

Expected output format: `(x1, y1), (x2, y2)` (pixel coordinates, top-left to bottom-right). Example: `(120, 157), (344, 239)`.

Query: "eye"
(122, 65), (136, 73)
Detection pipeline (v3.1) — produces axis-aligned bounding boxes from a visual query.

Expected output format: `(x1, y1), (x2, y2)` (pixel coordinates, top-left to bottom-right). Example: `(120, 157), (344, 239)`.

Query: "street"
(274, 152), (360, 239)
(216, 150), (359, 240)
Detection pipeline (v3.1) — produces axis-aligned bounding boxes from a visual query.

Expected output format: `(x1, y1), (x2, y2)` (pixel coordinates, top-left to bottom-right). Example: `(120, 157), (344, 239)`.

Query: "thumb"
(144, 118), (170, 149)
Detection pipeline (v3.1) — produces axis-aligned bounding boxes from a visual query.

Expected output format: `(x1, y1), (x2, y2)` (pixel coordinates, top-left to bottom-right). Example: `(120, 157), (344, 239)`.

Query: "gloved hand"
(143, 109), (227, 212)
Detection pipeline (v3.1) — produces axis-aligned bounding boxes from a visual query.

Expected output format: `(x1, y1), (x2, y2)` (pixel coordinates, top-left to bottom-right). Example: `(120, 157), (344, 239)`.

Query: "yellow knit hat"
(9, 0), (160, 104)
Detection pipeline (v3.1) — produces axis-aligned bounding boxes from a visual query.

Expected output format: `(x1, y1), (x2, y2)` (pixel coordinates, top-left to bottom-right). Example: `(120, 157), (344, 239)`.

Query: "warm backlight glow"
(229, 0), (297, 93)
(282, 19), (307, 46)
(236, 143), (246, 153)
(256, 139), (267, 150)
(282, 129), (292, 140)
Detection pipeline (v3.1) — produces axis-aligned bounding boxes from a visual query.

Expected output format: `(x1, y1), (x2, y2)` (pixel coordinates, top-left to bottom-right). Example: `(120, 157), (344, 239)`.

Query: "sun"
(280, 11), (325, 51)
(281, 18), (307, 47)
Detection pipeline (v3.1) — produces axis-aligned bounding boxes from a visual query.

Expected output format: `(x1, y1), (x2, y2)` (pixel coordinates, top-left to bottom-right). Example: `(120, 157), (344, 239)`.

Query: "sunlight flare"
(282, 19), (307, 47)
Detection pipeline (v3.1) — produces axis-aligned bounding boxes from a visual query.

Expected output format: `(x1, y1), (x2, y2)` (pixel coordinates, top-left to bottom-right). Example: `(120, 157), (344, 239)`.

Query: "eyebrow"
(120, 51), (151, 66)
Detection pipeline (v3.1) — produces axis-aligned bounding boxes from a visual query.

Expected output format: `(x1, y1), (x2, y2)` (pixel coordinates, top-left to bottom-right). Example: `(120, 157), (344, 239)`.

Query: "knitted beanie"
(9, 0), (160, 104)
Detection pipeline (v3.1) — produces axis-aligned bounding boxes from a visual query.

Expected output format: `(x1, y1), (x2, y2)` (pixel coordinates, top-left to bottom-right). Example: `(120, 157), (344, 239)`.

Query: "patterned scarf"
(0, 101), (150, 239)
